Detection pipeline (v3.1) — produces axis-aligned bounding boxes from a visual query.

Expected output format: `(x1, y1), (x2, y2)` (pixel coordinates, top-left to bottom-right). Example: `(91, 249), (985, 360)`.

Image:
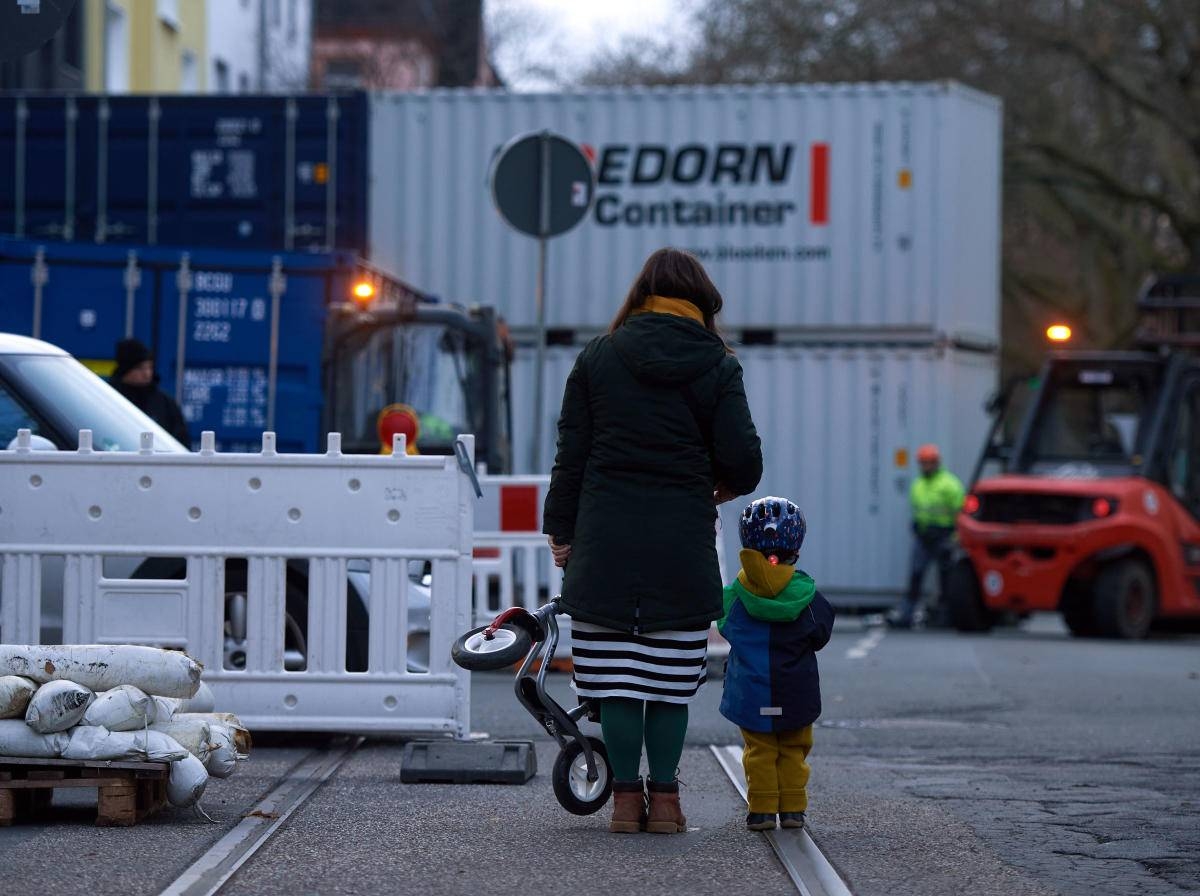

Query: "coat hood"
(610, 313), (727, 386)
(718, 563), (817, 631)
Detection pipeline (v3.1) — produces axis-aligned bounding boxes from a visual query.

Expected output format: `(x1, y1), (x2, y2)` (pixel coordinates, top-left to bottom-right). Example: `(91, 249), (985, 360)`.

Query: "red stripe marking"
(500, 484), (540, 533)
(810, 143), (829, 225)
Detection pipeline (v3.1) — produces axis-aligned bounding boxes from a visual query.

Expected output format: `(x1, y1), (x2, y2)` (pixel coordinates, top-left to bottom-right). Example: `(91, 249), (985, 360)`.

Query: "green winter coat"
(543, 309), (762, 633)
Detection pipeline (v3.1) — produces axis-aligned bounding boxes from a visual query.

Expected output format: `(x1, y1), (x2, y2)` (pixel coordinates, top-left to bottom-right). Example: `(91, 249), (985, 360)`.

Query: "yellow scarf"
(636, 295), (705, 324)
(736, 549), (796, 598)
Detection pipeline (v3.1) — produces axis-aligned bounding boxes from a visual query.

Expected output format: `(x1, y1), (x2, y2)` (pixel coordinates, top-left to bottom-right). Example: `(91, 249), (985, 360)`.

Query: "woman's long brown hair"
(609, 247), (727, 338)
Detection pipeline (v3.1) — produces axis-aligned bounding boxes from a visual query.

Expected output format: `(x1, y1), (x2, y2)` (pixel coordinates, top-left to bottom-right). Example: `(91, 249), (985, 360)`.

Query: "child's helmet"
(739, 496), (806, 564)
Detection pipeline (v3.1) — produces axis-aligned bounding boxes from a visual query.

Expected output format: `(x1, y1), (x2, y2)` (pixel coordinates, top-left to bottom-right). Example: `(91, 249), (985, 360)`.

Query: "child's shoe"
(779, 812), (806, 829)
(746, 812), (777, 831)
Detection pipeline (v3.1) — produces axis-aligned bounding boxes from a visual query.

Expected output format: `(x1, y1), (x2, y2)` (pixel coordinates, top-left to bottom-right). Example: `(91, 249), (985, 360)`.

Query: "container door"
(15, 97), (77, 241)
(0, 247), (155, 373)
(95, 96), (159, 245)
(157, 258), (327, 452)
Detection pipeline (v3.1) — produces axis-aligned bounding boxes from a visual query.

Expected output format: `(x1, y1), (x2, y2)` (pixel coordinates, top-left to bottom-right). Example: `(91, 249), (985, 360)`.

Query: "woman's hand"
(714, 483), (738, 504)
(547, 535), (572, 567)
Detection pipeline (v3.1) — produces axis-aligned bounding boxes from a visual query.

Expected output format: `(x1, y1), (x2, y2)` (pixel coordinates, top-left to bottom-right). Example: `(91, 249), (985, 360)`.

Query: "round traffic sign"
(0, 0), (77, 63)
(489, 132), (594, 238)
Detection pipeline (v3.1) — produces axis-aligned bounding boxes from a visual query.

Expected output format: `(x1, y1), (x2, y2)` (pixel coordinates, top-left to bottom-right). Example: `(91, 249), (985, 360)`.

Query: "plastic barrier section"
(473, 475), (561, 628)
(0, 431), (476, 736)
(471, 476), (730, 662)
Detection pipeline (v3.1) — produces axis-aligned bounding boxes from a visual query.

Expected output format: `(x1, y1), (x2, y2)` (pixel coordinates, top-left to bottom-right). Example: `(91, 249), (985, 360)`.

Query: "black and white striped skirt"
(569, 620), (708, 704)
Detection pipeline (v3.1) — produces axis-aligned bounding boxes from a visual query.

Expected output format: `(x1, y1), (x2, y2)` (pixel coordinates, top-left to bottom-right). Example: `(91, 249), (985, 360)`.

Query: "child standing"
(718, 496), (835, 831)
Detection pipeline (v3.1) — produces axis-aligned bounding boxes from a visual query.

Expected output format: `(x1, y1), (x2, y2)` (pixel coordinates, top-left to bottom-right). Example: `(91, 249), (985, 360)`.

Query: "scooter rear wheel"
(552, 736), (613, 815)
(451, 624), (533, 671)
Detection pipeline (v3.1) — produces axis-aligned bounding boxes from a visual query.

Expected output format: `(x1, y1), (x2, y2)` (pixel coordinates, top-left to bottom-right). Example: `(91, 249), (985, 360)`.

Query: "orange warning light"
(377, 403), (420, 455)
(1046, 324), (1072, 343)
(352, 281), (376, 305)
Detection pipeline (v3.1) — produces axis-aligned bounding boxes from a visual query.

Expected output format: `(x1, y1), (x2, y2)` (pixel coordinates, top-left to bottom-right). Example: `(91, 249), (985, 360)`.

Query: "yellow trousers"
(741, 726), (813, 814)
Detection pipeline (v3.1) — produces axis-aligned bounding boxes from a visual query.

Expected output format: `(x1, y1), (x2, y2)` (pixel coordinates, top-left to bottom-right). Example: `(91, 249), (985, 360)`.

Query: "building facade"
(261, 0), (313, 91)
(203, 0), (312, 94)
(311, 0), (496, 90)
(84, 0), (208, 92)
(206, 0), (259, 93)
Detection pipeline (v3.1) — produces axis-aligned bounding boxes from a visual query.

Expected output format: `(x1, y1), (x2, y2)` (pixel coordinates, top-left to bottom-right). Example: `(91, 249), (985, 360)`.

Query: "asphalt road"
(1, 614), (1197, 896)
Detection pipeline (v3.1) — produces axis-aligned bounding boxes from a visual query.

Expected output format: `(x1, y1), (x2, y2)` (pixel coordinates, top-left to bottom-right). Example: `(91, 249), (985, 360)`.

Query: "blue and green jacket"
(718, 550), (835, 733)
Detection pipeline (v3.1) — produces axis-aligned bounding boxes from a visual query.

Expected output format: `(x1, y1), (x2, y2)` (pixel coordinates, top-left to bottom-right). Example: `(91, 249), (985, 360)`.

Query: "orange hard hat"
(916, 444), (941, 463)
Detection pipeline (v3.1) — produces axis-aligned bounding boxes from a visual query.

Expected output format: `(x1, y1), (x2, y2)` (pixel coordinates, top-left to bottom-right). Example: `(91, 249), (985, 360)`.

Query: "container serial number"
(193, 321), (233, 343)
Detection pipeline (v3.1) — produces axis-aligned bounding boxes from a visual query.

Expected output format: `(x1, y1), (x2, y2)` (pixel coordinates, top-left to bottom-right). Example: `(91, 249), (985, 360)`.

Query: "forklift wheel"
(552, 736), (613, 815)
(1060, 580), (1095, 637)
(945, 560), (995, 633)
(451, 624), (533, 671)
(1092, 560), (1155, 640)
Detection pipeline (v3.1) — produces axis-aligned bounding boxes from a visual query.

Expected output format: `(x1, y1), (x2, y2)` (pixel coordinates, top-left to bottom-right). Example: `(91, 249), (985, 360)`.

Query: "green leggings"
(599, 697), (688, 783)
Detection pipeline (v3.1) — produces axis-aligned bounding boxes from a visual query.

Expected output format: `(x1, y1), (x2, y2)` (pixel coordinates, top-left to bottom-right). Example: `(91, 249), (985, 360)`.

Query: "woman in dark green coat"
(543, 247), (762, 833)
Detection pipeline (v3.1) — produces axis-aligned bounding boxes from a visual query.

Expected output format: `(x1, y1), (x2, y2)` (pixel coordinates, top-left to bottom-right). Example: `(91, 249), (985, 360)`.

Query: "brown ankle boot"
(609, 779), (646, 833)
(645, 780), (687, 833)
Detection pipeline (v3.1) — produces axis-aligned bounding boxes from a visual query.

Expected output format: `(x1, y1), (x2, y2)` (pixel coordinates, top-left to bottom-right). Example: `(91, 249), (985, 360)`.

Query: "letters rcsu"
(586, 142), (830, 229)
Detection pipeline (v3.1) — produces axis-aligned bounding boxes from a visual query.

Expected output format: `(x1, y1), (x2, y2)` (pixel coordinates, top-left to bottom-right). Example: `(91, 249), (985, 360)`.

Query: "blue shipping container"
(0, 237), (422, 453)
(0, 93), (370, 254)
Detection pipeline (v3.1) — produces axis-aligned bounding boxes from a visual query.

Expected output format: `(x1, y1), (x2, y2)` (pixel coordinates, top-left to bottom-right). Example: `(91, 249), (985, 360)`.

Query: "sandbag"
(151, 718), (215, 762)
(204, 725), (239, 778)
(174, 713), (252, 756)
(167, 753), (209, 807)
(82, 685), (158, 732)
(0, 675), (37, 720)
(25, 680), (94, 734)
(0, 645), (201, 698)
(62, 726), (190, 762)
(0, 719), (69, 758)
(174, 681), (215, 714)
(151, 696), (178, 724)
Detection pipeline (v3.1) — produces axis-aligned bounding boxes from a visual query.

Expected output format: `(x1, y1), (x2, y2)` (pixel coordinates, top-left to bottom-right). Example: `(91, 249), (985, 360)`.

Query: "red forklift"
(948, 276), (1200, 638)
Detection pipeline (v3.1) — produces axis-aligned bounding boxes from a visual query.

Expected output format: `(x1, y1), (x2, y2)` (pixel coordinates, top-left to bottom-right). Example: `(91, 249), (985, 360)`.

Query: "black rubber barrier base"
(399, 740), (537, 785)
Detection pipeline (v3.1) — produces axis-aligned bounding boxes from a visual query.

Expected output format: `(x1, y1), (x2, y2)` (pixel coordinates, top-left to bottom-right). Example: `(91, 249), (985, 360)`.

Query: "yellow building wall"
(84, 0), (207, 92)
(179, 0), (207, 93)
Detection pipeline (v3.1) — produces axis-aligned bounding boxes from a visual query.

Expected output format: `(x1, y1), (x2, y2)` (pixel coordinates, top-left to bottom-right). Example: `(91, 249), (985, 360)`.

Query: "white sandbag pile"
(0, 675), (38, 719)
(0, 645), (251, 810)
(0, 644), (202, 697)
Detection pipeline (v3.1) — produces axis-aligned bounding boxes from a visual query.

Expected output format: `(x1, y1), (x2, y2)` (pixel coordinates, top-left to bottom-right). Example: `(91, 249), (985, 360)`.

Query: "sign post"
(489, 131), (594, 472)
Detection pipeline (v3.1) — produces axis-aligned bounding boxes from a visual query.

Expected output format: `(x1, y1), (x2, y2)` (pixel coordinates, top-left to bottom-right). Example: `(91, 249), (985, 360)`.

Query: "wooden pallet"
(0, 756), (170, 827)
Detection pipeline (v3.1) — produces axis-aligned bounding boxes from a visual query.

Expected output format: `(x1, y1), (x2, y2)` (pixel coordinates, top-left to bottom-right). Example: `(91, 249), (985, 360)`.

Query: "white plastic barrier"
(472, 475), (560, 627)
(471, 476), (732, 661)
(0, 430), (477, 736)
(468, 477), (729, 638)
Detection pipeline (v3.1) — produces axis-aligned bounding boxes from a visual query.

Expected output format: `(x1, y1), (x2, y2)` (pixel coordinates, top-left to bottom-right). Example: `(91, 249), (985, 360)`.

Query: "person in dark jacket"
(718, 496), (835, 831)
(109, 338), (191, 446)
(543, 247), (763, 834)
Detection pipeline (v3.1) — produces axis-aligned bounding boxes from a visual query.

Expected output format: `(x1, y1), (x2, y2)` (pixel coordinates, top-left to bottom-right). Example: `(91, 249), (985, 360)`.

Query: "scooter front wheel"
(552, 736), (613, 815)
(451, 624), (533, 671)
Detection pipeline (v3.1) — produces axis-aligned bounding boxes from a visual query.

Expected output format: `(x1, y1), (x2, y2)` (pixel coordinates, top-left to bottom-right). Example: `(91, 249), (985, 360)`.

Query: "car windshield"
(1022, 364), (1160, 477)
(0, 353), (187, 453)
(329, 323), (481, 454)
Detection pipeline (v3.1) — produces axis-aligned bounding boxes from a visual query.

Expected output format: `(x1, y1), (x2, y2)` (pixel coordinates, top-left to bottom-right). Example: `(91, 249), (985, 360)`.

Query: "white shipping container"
(512, 343), (997, 606)
(369, 83), (1001, 342)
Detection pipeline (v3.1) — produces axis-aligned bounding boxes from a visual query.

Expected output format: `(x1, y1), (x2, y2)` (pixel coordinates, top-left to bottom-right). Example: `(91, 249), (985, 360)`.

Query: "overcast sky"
(486, 0), (697, 90)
